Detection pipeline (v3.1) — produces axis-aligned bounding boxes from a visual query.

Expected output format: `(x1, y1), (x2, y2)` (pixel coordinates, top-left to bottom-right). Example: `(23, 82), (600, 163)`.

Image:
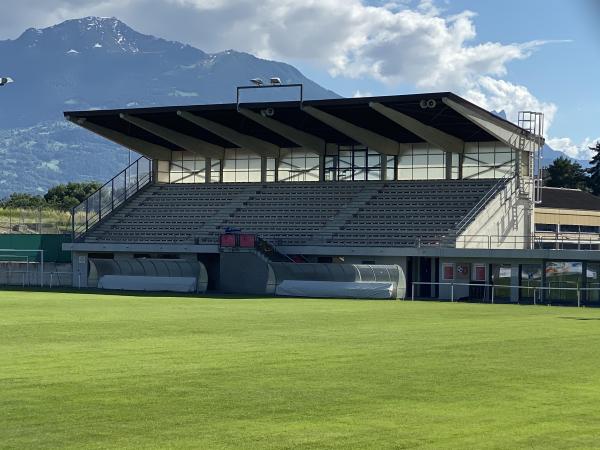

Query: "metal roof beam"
(301, 106), (400, 156)
(66, 116), (172, 160)
(442, 97), (542, 151)
(369, 102), (464, 154)
(120, 114), (225, 160)
(238, 108), (326, 155)
(177, 110), (280, 158)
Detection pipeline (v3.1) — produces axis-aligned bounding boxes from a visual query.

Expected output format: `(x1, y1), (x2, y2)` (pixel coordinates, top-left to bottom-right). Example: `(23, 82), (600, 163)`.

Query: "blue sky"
(1, 0), (598, 158)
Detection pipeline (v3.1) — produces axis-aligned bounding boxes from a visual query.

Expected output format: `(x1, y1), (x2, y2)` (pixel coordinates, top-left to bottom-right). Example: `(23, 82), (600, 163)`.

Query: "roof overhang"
(65, 92), (542, 160)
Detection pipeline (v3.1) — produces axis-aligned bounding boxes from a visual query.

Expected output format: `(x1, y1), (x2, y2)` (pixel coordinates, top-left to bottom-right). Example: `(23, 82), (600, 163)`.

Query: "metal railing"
(72, 157), (152, 240)
(0, 270), (76, 288)
(411, 281), (600, 307)
(448, 173), (514, 242)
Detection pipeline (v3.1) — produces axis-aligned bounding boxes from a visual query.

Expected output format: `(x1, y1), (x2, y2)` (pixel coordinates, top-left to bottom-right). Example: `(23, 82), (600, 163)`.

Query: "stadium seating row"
(82, 179), (500, 247)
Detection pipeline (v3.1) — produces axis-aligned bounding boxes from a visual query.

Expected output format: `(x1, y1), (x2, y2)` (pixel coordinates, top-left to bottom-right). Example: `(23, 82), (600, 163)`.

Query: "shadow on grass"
(558, 316), (600, 321)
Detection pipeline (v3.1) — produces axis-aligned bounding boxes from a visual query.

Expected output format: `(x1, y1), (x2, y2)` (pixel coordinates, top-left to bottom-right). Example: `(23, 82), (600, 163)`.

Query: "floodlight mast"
(236, 77), (303, 111)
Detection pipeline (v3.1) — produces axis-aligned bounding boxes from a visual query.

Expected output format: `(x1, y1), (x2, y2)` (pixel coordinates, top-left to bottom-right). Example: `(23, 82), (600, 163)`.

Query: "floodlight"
(270, 77), (282, 85)
(0, 77), (14, 87)
(250, 78), (264, 86)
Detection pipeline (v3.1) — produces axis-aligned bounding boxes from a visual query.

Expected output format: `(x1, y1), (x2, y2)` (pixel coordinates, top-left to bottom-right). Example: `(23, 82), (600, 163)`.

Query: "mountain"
(0, 17), (338, 197)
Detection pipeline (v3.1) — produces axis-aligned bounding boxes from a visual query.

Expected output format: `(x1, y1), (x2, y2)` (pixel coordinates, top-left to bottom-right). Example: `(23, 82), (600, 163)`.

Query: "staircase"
(310, 182), (384, 244)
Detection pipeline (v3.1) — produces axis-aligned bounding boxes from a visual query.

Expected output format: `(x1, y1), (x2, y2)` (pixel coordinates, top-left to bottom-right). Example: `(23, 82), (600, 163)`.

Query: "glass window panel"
(428, 152), (444, 166)
(397, 168), (412, 180)
(354, 154), (366, 165)
(494, 151), (512, 165)
(222, 171), (235, 182)
(413, 155), (428, 166)
(368, 169), (381, 180)
(248, 158), (261, 170)
(545, 261), (582, 304)
(368, 155), (381, 166)
(413, 167), (427, 179)
(462, 155), (479, 167)
(462, 166), (479, 179)
(305, 157), (320, 168)
(535, 223), (558, 232)
(353, 170), (366, 180)
(428, 167), (445, 179)
(478, 153), (495, 165)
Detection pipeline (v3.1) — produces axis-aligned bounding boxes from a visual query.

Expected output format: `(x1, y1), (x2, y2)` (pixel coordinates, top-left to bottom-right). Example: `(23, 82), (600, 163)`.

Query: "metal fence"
(0, 270), (77, 288)
(0, 208), (71, 234)
(411, 281), (600, 307)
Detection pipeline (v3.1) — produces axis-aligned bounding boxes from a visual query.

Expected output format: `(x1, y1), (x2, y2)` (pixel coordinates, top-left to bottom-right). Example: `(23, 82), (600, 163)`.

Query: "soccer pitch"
(2, 291), (600, 449)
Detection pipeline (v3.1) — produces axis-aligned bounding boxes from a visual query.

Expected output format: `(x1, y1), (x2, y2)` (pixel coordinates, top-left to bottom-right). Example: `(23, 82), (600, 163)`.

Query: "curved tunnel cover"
(270, 263), (406, 299)
(89, 258), (208, 292)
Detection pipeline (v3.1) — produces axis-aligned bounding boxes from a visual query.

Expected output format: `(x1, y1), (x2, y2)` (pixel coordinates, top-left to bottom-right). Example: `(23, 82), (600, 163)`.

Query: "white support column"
(67, 117), (173, 160)
(369, 102), (465, 154)
(442, 96), (541, 152)
(302, 106), (400, 156)
(120, 113), (225, 160)
(238, 108), (326, 155)
(177, 110), (280, 158)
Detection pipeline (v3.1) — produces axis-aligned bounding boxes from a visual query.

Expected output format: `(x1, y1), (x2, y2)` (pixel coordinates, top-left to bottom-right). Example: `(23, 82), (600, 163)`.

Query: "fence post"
(451, 283), (454, 302)
(577, 288), (581, 308)
(411, 282), (415, 301)
(491, 286), (495, 304)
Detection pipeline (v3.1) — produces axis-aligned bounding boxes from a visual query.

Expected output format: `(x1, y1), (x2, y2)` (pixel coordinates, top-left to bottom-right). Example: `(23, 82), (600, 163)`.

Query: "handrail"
(255, 236), (295, 262)
(448, 173), (514, 242)
(72, 156), (152, 240)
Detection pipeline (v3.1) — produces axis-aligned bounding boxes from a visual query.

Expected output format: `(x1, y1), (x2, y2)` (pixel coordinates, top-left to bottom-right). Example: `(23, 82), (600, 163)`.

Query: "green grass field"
(3, 291), (600, 449)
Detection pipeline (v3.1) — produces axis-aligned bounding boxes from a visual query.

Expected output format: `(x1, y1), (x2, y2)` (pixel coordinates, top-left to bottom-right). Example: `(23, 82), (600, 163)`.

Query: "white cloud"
(547, 137), (600, 160)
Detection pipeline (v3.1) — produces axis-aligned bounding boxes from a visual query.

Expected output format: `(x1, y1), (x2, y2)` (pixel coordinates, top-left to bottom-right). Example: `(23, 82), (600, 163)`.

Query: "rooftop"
(64, 91), (539, 156)
(539, 187), (600, 211)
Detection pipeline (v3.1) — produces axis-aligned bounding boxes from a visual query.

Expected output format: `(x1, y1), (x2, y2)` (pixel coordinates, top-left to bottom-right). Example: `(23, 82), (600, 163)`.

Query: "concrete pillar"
(445, 151), (452, 180)
(380, 154), (387, 181)
(261, 156), (267, 182)
(205, 157), (211, 183)
(510, 262), (519, 303)
(319, 154), (326, 181)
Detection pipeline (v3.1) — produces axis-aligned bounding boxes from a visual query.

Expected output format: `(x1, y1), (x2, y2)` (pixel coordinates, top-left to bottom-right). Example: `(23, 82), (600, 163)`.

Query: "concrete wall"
(219, 251), (274, 295)
(458, 178), (530, 249)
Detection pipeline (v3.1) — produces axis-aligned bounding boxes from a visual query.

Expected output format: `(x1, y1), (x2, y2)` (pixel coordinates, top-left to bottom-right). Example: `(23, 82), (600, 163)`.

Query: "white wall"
(458, 178), (531, 249)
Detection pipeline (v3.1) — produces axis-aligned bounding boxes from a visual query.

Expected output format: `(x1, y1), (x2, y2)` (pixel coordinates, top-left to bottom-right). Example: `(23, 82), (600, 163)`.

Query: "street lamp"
(0, 77), (14, 87)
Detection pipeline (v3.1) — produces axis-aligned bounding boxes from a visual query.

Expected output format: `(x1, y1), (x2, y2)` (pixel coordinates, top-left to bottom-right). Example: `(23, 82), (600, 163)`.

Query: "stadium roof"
(539, 187), (600, 211)
(65, 91), (543, 160)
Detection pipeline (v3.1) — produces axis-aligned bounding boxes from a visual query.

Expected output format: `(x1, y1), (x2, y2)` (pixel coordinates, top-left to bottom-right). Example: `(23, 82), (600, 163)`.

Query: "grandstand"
(61, 90), (600, 303)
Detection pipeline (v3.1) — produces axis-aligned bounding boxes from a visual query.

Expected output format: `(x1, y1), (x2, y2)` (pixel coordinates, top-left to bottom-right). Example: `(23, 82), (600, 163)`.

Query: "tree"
(545, 156), (588, 190)
(44, 181), (102, 211)
(0, 192), (46, 209)
(587, 141), (600, 195)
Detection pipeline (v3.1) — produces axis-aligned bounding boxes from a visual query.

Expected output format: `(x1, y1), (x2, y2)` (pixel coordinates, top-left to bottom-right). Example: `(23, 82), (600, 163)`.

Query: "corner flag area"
(2, 292), (600, 448)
